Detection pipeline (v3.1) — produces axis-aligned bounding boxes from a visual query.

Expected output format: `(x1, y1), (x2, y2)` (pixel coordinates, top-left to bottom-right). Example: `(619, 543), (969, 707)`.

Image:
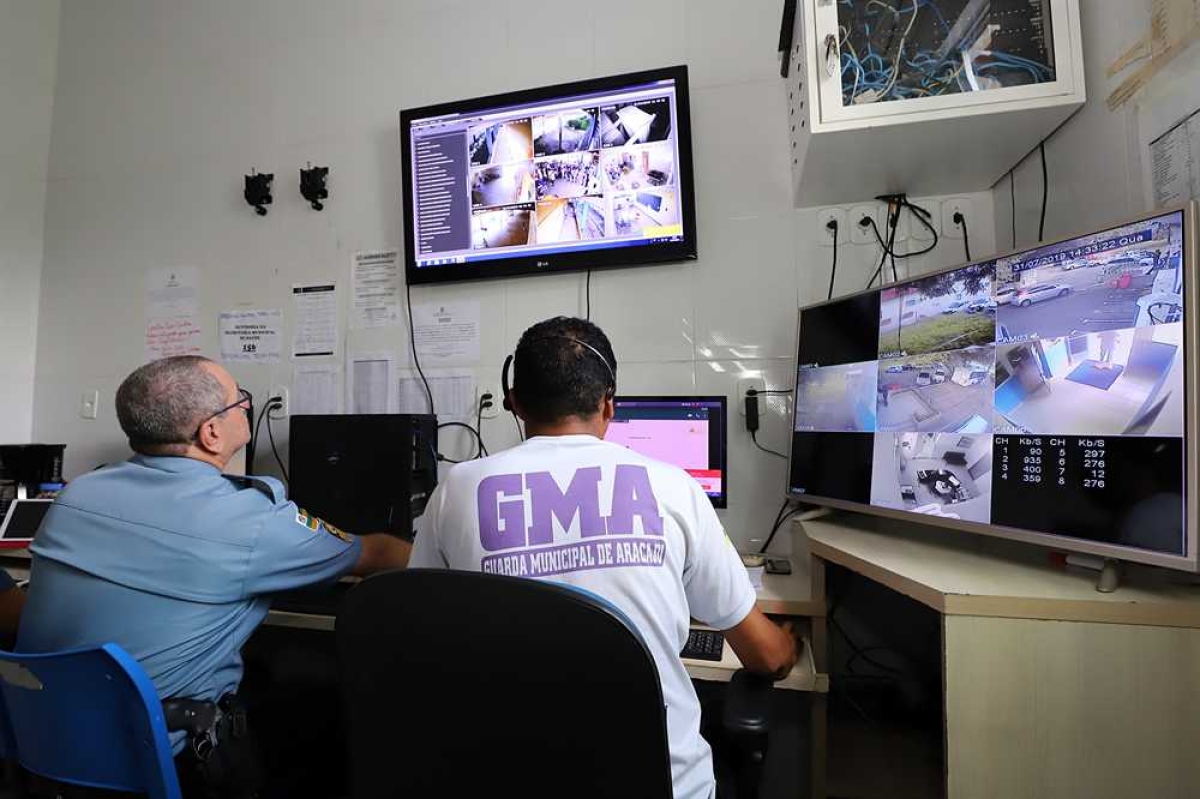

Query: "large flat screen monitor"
(400, 66), (697, 285)
(787, 204), (1197, 571)
(606, 396), (727, 509)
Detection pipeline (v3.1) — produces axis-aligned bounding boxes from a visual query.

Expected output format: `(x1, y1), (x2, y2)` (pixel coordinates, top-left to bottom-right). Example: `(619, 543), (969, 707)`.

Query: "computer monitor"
(787, 203), (1196, 572)
(400, 65), (698, 285)
(288, 415), (439, 540)
(0, 498), (52, 548)
(606, 396), (727, 508)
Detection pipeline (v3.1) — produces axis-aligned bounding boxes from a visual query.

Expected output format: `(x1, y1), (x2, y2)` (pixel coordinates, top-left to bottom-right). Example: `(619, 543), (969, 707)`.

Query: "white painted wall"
(33, 0), (993, 548)
(0, 0), (59, 443)
(993, 0), (1157, 249)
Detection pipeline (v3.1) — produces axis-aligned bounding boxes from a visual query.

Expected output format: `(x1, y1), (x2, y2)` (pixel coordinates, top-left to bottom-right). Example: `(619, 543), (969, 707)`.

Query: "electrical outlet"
(735, 377), (766, 416)
(816, 207), (847, 247)
(79, 390), (99, 420)
(849, 205), (879, 245)
(908, 198), (940, 243)
(269, 386), (290, 417)
(941, 198), (972, 240)
(478, 382), (500, 420)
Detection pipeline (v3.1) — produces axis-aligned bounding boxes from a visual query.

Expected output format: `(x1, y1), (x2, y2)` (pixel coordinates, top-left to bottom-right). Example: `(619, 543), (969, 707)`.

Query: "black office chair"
(336, 570), (773, 799)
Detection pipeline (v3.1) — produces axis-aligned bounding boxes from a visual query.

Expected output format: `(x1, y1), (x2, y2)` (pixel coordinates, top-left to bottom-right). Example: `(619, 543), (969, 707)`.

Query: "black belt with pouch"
(162, 695), (263, 799)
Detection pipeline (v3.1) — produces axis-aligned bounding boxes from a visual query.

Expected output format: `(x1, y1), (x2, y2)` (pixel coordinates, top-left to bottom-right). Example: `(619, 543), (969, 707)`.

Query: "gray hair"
(116, 356), (228, 454)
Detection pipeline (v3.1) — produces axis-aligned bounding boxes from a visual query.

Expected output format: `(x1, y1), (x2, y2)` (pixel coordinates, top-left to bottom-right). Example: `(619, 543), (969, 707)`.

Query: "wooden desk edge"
(264, 610), (335, 632)
(808, 536), (948, 613)
(808, 536), (1200, 629)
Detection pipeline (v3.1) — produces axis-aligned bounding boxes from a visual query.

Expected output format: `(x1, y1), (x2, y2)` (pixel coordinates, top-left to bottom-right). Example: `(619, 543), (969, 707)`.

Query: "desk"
(261, 570), (827, 693)
(804, 512), (1200, 799)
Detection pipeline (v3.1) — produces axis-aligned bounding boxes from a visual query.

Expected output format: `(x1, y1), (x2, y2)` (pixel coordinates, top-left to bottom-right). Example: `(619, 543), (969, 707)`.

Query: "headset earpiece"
(501, 354), (514, 411)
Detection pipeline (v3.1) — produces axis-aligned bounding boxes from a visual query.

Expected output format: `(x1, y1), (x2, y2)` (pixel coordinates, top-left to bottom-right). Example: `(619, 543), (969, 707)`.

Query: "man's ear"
(601, 393), (615, 422)
(508, 393), (528, 423)
(195, 417), (224, 456)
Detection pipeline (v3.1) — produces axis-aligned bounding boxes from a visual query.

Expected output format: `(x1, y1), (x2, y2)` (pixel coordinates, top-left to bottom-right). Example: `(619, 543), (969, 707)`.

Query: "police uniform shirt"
(411, 435), (756, 799)
(18, 455), (361, 751)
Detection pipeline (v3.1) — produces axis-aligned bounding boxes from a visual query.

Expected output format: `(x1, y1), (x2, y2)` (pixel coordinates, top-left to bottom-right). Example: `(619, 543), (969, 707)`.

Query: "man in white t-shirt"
(411, 316), (798, 799)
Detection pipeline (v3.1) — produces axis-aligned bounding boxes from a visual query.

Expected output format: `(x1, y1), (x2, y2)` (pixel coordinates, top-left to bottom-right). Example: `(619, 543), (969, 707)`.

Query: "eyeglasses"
(192, 387), (252, 441)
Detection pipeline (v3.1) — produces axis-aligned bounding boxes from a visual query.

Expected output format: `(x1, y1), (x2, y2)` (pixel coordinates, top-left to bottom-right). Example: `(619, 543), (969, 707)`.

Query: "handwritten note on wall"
(145, 267), (203, 362)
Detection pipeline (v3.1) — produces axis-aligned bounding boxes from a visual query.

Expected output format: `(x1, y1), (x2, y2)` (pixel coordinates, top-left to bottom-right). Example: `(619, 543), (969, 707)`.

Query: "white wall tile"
(588, 261), (695, 362)
(503, 271), (586, 349)
(694, 357), (795, 551)
(685, 0), (785, 88)
(593, 0), (688, 76)
(690, 80), (793, 221)
(613, 361), (696, 395)
(693, 212), (798, 360)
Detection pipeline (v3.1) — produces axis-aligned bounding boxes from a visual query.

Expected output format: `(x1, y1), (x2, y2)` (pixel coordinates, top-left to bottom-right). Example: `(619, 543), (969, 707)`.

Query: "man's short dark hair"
(115, 356), (227, 454)
(512, 317), (617, 424)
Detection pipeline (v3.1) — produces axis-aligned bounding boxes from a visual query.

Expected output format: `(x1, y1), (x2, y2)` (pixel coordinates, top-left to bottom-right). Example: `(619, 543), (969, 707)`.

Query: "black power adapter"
(744, 388), (760, 434)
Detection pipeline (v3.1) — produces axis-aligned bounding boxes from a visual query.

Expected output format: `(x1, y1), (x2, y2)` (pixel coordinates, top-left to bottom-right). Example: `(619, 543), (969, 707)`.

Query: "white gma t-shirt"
(411, 434), (757, 799)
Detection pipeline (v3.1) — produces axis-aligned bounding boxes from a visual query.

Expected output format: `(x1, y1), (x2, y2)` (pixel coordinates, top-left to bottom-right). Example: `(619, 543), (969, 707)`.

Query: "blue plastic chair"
(0, 643), (181, 798)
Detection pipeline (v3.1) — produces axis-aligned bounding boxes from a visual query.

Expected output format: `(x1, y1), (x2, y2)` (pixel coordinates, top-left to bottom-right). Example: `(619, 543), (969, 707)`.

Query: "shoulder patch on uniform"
(322, 520), (353, 543)
(295, 508), (353, 543)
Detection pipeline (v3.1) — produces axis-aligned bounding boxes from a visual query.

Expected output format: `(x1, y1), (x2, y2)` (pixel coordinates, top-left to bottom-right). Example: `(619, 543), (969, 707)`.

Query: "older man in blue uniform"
(18, 355), (412, 797)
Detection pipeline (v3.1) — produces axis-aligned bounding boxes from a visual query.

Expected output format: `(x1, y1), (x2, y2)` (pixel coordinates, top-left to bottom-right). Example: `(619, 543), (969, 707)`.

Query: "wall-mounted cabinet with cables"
(785, 0), (1084, 205)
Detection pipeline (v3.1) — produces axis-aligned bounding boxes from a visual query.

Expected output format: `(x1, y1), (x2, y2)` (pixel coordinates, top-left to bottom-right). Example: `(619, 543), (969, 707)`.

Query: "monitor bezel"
(399, 65), (699, 286)
(610, 395), (728, 510)
(786, 201), (1199, 573)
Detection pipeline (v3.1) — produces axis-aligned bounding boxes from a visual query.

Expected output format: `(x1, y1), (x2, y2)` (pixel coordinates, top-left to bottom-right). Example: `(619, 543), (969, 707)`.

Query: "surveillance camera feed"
(789, 209), (1190, 563)
(407, 79), (686, 269)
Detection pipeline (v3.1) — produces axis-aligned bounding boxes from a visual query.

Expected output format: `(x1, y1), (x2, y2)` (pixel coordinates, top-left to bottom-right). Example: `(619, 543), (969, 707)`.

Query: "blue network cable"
(836, 0), (1050, 103)
(990, 51), (1053, 76)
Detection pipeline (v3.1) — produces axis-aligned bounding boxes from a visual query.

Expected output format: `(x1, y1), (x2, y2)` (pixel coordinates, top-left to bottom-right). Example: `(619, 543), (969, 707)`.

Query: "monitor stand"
(1096, 559), (1122, 593)
(797, 506), (832, 522)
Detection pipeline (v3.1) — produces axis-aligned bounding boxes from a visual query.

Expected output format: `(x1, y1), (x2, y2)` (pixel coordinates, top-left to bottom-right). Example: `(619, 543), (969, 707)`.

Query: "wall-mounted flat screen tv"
(400, 66), (697, 285)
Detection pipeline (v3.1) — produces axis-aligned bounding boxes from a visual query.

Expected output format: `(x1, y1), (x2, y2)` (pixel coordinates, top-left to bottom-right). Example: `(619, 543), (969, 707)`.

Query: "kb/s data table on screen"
(995, 436), (1108, 489)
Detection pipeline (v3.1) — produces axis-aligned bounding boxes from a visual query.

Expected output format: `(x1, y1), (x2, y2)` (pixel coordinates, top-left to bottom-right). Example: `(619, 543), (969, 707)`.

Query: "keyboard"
(680, 629), (725, 662)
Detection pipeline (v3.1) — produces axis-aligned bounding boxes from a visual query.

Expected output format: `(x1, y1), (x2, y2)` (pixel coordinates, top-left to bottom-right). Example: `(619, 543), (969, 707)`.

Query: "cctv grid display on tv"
(788, 206), (1194, 570)
(405, 74), (687, 272)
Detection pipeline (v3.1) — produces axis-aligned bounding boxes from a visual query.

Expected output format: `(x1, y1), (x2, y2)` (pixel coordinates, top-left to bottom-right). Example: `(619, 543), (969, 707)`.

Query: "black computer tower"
(287, 414), (438, 540)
